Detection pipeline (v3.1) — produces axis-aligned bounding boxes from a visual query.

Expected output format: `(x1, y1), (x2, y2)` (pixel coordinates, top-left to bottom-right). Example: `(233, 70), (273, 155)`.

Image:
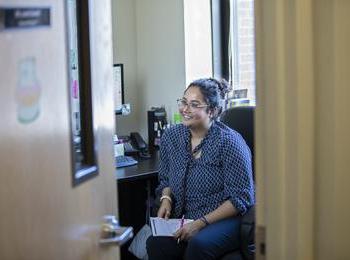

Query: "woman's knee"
(186, 235), (213, 259)
(188, 235), (210, 250)
(147, 236), (185, 260)
(146, 236), (157, 254)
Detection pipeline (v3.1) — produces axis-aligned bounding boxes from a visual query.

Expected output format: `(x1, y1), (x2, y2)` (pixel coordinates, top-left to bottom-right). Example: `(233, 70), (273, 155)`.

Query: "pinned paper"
(15, 57), (41, 124)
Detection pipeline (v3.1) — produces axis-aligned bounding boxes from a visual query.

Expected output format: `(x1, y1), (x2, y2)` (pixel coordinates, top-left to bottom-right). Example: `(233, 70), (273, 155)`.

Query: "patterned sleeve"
(155, 130), (170, 196)
(222, 133), (255, 215)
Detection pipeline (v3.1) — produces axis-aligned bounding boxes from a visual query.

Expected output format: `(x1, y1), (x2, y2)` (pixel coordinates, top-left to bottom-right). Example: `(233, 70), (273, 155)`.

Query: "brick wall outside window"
(230, 0), (256, 106)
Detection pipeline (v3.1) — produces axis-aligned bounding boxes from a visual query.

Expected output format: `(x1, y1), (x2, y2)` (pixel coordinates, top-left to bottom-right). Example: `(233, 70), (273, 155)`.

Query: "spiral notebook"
(149, 217), (193, 236)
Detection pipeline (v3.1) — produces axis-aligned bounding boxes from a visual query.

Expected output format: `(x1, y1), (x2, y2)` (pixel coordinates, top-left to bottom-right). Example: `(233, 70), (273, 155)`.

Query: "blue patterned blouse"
(156, 121), (255, 220)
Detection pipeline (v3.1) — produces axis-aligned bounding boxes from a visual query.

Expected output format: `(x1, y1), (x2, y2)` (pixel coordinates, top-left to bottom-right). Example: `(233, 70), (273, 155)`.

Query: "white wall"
(135, 0), (186, 138)
(112, 0), (186, 139)
(112, 0), (139, 136)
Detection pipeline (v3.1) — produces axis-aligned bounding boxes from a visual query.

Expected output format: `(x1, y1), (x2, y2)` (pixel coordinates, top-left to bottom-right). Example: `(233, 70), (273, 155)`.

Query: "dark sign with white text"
(0, 7), (50, 30)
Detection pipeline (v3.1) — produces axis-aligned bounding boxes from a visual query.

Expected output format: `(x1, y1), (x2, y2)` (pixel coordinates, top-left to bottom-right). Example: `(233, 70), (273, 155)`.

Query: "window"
(229, 0), (256, 106)
(211, 0), (256, 107)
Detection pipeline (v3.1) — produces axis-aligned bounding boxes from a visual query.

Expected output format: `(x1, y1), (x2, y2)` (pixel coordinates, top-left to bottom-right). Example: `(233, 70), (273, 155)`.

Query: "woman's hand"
(173, 219), (206, 242)
(157, 199), (172, 220)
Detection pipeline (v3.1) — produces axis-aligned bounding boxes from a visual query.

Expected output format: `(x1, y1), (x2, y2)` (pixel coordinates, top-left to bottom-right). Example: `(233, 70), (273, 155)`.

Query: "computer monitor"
(113, 63), (125, 114)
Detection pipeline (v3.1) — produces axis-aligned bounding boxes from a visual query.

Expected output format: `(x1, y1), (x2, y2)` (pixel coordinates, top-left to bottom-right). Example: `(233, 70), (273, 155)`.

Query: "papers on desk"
(150, 217), (193, 236)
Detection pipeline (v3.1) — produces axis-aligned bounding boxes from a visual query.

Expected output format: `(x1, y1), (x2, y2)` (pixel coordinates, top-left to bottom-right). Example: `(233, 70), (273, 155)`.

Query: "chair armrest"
(151, 193), (161, 217)
(240, 205), (255, 260)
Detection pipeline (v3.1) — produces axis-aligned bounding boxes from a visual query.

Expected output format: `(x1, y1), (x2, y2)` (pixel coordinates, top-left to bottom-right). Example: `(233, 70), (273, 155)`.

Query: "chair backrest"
(220, 106), (256, 260)
(220, 106), (255, 172)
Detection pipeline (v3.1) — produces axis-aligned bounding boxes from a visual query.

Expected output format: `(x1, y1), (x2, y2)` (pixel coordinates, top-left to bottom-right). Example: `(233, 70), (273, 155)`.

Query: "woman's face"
(179, 86), (212, 129)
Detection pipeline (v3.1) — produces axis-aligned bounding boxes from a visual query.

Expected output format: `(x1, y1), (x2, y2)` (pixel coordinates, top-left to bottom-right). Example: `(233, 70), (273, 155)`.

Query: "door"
(255, 0), (350, 259)
(0, 0), (122, 259)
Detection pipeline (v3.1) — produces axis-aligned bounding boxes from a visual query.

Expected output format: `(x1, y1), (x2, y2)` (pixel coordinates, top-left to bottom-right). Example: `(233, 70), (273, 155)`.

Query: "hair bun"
(216, 79), (232, 99)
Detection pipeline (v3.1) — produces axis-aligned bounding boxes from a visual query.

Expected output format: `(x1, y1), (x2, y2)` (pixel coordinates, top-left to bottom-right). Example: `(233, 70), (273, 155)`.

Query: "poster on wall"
(113, 63), (129, 115)
(113, 64), (124, 108)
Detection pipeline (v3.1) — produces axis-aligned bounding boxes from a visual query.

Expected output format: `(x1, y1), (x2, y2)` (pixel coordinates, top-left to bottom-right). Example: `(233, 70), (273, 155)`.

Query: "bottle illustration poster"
(15, 57), (41, 124)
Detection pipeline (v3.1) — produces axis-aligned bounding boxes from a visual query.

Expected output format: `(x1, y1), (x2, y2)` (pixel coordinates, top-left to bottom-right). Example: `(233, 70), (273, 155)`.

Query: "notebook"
(149, 217), (193, 236)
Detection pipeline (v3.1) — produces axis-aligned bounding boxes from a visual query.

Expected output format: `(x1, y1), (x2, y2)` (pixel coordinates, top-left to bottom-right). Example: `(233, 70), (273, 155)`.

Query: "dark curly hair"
(186, 78), (232, 119)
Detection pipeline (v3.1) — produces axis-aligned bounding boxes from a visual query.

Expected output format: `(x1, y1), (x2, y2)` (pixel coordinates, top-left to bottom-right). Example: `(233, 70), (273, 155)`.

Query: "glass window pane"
(229, 0), (256, 107)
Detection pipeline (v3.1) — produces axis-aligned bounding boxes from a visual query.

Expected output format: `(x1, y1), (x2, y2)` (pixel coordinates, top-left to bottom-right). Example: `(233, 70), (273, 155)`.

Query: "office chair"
(219, 106), (255, 260)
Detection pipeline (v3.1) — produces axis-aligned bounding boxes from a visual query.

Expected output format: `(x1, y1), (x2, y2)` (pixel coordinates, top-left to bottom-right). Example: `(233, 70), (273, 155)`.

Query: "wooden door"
(0, 0), (121, 259)
(255, 0), (350, 259)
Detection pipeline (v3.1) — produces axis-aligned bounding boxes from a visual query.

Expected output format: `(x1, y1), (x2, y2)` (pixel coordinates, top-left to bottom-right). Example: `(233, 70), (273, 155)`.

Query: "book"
(149, 217), (193, 236)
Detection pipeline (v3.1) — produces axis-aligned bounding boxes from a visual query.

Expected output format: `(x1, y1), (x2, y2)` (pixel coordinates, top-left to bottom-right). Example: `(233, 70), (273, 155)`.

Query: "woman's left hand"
(173, 219), (206, 242)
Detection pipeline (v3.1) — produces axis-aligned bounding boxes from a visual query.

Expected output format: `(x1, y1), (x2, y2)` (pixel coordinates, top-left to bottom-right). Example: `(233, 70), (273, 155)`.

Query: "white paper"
(150, 217), (193, 237)
(113, 65), (123, 108)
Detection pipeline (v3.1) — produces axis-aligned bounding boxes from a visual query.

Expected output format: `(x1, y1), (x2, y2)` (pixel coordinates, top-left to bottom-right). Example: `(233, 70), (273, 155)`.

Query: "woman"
(146, 78), (255, 260)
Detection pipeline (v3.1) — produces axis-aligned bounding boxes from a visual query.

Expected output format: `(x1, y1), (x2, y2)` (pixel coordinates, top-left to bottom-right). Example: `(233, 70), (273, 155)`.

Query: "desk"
(116, 152), (159, 260)
(115, 152), (159, 182)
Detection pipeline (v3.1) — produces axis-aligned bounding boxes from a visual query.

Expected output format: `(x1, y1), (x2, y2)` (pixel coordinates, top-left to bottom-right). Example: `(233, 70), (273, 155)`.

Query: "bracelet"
(199, 216), (210, 226)
(160, 195), (172, 204)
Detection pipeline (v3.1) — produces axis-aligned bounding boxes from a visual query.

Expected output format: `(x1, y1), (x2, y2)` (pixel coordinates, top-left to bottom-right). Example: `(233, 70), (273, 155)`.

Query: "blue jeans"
(146, 217), (241, 260)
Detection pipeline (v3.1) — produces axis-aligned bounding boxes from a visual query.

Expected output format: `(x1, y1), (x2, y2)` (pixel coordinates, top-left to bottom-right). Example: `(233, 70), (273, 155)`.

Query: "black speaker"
(147, 107), (168, 154)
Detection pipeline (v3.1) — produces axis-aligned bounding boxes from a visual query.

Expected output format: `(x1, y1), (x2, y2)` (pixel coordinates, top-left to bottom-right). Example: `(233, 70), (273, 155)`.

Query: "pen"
(177, 214), (185, 244)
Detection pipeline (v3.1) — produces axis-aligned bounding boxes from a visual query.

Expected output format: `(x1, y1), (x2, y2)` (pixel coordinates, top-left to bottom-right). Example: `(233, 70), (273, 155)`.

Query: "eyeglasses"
(177, 98), (209, 111)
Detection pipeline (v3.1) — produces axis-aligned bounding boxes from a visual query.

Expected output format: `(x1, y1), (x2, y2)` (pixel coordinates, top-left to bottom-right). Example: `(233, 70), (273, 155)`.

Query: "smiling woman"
(177, 79), (231, 133)
(146, 78), (254, 260)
